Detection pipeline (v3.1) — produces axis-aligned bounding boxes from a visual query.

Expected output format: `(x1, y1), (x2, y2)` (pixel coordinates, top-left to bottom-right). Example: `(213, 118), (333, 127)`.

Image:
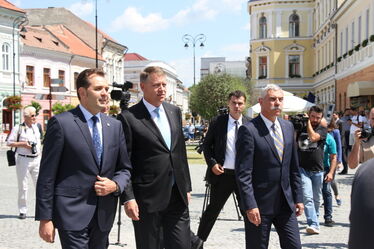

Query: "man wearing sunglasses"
(7, 106), (41, 219)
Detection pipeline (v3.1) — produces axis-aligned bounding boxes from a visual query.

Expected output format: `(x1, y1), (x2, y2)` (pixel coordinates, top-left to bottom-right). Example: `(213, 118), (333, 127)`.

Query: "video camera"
(111, 81), (133, 111)
(361, 127), (374, 139)
(289, 114), (309, 132)
(217, 107), (228, 115)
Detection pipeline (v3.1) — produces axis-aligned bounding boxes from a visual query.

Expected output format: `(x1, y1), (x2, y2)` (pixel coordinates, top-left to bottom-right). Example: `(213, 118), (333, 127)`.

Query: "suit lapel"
(163, 103), (176, 151)
(254, 116), (281, 164)
(279, 119), (290, 165)
(222, 115), (229, 147)
(72, 107), (100, 168)
(137, 102), (169, 150)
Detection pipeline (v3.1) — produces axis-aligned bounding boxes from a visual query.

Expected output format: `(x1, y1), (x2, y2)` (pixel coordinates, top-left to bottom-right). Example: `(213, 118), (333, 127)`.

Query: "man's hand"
(211, 164), (224, 175)
(324, 172), (334, 182)
(124, 200), (139, 221)
(94, 175), (117, 196)
(187, 192), (191, 204)
(295, 203), (304, 216)
(39, 220), (55, 243)
(354, 129), (364, 142)
(246, 208), (261, 226)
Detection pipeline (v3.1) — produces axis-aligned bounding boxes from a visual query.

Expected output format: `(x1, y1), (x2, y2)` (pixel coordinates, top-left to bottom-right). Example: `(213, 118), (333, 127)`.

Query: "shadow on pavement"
(302, 242), (347, 248)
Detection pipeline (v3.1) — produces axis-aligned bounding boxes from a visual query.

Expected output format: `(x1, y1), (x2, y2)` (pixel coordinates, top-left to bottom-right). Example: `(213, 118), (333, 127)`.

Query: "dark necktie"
(91, 116), (102, 163)
(234, 120), (239, 142)
(271, 123), (284, 161)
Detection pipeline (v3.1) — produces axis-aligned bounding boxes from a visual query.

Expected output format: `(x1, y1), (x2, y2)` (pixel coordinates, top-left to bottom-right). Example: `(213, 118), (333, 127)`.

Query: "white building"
(200, 57), (248, 79)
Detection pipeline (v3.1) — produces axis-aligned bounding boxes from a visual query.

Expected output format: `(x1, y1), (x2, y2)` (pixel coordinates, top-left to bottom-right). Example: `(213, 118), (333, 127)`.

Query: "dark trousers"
(342, 130), (351, 172)
(132, 185), (190, 249)
(322, 180), (333, 220)
(197, 171), (244, 241)
(58, 212), (110, 249)
(244, 211), (301, 249)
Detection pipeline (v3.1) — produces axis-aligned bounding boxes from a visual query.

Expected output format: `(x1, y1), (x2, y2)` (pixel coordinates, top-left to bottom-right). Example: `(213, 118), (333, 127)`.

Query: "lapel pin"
(107, 123), (110, 127)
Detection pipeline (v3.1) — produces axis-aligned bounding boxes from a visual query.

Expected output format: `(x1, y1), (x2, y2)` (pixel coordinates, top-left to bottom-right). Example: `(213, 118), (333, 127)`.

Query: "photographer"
(297, 106), (327, 235)
(191, 90), (250, 249)
(348, 107), (374, 169)
(7, 106), (41, 219)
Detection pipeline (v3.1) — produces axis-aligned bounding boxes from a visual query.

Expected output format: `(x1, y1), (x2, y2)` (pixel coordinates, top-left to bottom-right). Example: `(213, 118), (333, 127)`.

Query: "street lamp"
(182, 34), (206, 86)
(12, 15), (28, 97)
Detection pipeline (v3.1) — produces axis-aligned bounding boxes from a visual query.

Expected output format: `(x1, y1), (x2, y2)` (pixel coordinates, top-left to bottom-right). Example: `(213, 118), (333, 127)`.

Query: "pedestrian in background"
(7, 106), (41, 219)
(339, 108), (351, 174)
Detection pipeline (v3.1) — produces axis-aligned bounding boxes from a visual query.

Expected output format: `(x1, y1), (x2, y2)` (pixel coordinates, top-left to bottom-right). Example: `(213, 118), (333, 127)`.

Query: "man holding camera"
(7, 106), (41, 219)
(348, 107), (374, 169)
(191, 90), (249, 249)
(297, 106), (327, 235)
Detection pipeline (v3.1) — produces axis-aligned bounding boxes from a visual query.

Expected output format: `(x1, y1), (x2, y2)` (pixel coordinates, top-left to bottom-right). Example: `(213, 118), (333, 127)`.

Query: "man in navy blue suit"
(235, 84), (304, 249)
(35, 69), (132, 248)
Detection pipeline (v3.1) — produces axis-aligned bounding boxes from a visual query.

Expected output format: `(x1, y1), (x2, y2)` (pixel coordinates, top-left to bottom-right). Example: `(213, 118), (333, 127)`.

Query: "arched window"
(259, 16), (267, 39)
(289, 14), (300, 37)
(2, 43), (10, 71)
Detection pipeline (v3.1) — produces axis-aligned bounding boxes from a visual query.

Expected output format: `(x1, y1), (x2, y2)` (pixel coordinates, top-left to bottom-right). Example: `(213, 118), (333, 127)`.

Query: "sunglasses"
(29, 114), (36, 117)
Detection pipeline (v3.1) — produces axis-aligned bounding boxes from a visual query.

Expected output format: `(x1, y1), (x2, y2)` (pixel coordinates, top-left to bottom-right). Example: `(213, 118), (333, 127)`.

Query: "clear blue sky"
(13, 0), (250, 87)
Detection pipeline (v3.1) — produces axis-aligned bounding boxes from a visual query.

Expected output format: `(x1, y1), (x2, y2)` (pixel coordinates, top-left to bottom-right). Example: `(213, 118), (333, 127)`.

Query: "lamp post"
(12, 15), (28, 128)
(182, 34), (206, 86)
(12, 15), (28, 97)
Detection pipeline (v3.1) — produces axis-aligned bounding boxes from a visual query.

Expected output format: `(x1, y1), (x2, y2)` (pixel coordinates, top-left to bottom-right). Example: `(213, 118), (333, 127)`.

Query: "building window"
(345, 27), (348, 53)
(358, 16), (362, 44)
(26, 66), (34, 86)
(340, 32), (343, 56)
(2, 43), (10, 71)
(289, 55), (300, 77)
(259, 56), (267, 79)
(74, 72), (79, 90)
(351, 22), (355, 49)
(43, 68), (51, 87)
(366, 9), (370, 40)
(289, 14), (300, 37)
(259, 16), (267, 39)
(58, 70), (65, 86)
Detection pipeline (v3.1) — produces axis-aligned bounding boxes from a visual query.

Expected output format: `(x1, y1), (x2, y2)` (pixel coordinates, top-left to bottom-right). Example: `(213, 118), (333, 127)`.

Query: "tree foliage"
(52, 102), (76, 115)
(30, 101), (42, 115)
(189, 74), (250, 120)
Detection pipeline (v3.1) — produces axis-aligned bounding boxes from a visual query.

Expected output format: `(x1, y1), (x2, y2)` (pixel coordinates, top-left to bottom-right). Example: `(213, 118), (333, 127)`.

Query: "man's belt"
(18, 154), (38, 158)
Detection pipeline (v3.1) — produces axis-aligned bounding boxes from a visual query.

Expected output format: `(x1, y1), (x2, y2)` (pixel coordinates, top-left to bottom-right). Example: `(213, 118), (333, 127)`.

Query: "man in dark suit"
(118, 66), (192, 249)
(191, 90), (250, 249)
(235, 84), (304, 249)
(35, 69), (132, 248)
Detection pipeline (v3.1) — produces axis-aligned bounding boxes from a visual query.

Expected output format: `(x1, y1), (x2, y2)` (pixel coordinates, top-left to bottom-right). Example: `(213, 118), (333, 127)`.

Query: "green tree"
(52, 102), (76, 115)
(189, 74), (250, 120)
(30, 101), (42, 115)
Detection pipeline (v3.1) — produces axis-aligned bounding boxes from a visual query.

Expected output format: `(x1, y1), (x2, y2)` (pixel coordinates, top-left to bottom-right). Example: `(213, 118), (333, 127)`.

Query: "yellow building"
(248, 0), (374, 111)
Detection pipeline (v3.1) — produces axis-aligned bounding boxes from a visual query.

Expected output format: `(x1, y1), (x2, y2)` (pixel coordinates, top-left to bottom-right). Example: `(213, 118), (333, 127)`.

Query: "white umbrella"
(248, 92), (315, 116)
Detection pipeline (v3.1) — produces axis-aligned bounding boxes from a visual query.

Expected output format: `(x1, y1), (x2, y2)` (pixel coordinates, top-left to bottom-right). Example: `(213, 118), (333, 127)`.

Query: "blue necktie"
(154, 107), (171, 149)
(91, 116), (102, 163)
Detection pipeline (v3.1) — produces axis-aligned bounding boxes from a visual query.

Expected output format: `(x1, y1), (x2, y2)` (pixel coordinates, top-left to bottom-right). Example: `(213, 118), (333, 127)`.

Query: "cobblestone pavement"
(0, 147), (354, 249)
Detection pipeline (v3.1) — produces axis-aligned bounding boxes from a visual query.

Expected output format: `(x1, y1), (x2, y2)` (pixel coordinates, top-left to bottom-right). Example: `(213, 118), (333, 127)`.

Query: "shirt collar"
(142, 98), (164, 114)
(228, 114), (242, 126)
(79, 104), (101, 123)
(260, 113), (280, 130)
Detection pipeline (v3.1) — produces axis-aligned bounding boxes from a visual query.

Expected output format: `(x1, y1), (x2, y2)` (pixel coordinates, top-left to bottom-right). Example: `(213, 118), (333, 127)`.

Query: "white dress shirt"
(79, 105), (103, 145)
(142, 98), (171, 140)
(260, 113), (284, 143)
(223, 115), (243, 170)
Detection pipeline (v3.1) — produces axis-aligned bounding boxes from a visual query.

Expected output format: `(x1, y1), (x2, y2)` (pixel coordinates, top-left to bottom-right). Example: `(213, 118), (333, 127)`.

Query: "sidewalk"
(0, 149), (353, 248)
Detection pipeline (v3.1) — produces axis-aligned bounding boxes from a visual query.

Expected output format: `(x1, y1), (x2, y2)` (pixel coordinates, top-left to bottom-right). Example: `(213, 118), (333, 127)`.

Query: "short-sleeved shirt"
(350, 115), (364, 134)
(298, 125), (327, 172)
(324, 133), (337, 169)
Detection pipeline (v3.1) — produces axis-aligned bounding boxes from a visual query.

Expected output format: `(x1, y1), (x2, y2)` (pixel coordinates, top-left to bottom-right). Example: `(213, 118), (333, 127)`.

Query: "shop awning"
(347, 81), (374, 97)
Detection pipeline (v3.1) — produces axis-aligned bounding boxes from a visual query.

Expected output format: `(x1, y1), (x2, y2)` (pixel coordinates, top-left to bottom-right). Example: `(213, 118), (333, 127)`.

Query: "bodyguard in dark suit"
(118, 66), (192, 249)
(35, 69), (132, 249)
(235, 84), (304, 249)
(192, 90), (249, 249)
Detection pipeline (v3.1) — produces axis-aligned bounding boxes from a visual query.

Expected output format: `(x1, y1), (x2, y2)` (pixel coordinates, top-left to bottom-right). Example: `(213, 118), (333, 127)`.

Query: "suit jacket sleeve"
(235, 124), (257, 210)
(203, 118), (218, 169)
(117, 111), (135, 202)
(289, 123), (303, 204)
(111, 121), (133, 194)
(35, 116), (64, 220)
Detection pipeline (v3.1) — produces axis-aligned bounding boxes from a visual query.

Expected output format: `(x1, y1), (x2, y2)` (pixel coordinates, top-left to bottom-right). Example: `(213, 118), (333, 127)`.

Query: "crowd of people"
(5, 67), (374, 249)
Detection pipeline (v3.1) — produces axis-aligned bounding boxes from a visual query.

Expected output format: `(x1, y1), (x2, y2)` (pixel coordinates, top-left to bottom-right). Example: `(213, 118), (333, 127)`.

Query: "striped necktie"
(271, 123), (283, 161)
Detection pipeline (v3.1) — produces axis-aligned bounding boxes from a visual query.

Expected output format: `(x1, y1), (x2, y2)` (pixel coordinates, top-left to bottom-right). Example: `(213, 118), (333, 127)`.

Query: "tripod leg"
(113, 198), (126, 247)
(232, 192), (242, 221)
(200, 183), (210, 220)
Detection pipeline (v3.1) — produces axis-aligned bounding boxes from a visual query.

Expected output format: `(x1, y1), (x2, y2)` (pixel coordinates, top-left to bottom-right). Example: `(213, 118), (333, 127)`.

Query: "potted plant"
(5, 95), (22, 110)
(362, 39), (369, 47)
(348, 49), (354, 56)
(355, 44), (361, 51)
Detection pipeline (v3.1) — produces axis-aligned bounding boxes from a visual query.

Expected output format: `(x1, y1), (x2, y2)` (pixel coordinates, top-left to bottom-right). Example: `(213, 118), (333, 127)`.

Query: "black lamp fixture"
(182, 33), (206, 86)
